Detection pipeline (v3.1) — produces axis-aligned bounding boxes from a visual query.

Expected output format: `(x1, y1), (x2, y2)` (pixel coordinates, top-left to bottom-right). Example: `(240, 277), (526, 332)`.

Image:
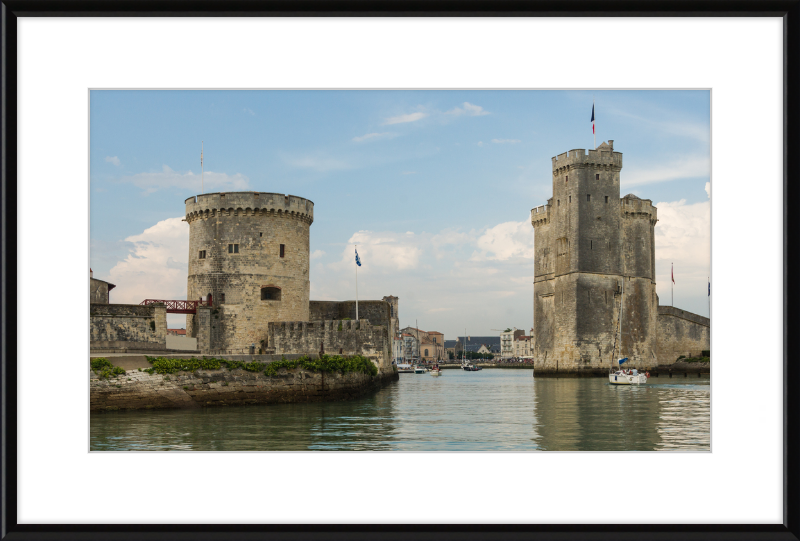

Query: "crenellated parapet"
(551, 143), (623, 175)
(185, 192), (314, 225)
(620, 194), (658, 225)
(531, 204), (551, 228)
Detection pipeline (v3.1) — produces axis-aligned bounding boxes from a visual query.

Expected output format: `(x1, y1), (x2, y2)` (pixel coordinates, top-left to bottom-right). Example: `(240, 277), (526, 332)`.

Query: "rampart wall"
(90, 304), (166, 351)
(657, 306), (710, 363)
(267, 319), (392, 371)
(309, 300), (392, 329)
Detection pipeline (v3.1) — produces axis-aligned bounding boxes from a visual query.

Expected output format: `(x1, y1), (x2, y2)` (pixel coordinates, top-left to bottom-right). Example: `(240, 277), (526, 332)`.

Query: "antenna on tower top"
(201, 141), (204, 194)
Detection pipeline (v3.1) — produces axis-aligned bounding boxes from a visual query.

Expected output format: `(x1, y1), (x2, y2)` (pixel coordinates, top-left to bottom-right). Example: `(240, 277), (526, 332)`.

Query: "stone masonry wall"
(185, 192), (313, 351)
(90, 362), (397, 412)
(657, 306), (710, 364)
(267, 319), (392, 371)
(309, 300), (391, 329)
(90, 304), (166, 351)
(90, 278), (111, 304)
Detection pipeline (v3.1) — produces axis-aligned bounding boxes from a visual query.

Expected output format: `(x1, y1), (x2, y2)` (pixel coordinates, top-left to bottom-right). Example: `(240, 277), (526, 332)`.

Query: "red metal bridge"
(140, 299), (210, 314)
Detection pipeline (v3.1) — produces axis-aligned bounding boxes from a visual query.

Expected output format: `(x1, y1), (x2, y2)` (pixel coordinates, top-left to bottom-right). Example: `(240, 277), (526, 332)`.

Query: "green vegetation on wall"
(142, 354), (378, 377)
(90, 358), (126, 379)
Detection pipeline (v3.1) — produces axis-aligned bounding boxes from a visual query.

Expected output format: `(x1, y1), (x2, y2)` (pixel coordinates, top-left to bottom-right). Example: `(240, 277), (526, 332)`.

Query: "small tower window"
(198, 250), (206, 259)
(605, 196), (609, 204)
(569, 196), (571, 203)
(591, 240), (593, 250)
(220, 293), (225, 303)
(228, 244), (239, 254)
(565, 175), (568, 183)
(280, 244), (285, 258)
(261, 286), (282, 301)
(587, 194), (591, 202)
(596, 174), (600, 180)
(260, 232), (263, 237)
(557, 200), (560, 206)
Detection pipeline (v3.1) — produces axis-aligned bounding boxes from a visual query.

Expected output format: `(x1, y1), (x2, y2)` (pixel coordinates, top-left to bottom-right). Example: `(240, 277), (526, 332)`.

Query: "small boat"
(462, 362), (482, 371)
(429, 365), (442, 377)
(609, 363), (647, 385)
(414, 365), (427, 374)
(397, 363), (415, 374)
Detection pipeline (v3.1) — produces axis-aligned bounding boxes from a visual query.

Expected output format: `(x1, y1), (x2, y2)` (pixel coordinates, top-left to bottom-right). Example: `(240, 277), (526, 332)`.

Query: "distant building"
(399, 327), (445, 361)
(500, 328), (525, 359)
(167, 329), (187, 336)
(513, 334), (532, 358)
(455, 336), (501, 354)
(401, 333), (419, 361)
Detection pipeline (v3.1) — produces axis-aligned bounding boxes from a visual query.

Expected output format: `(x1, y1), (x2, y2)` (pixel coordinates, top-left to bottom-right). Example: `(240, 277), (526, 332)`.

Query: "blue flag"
(355, 249), (361, 267)
(617, 357), (628, 365)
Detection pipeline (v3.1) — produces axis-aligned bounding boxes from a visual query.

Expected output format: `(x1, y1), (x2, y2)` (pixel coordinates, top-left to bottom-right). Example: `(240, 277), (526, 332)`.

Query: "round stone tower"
(184, 192), (314, 351)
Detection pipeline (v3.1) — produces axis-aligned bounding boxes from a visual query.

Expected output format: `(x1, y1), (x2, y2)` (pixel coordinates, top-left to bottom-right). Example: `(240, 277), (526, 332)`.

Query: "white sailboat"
(608, 278), (647, 385)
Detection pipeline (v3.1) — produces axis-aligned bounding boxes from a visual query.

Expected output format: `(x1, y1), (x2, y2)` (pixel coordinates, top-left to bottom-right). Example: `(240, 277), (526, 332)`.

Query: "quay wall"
(90, 356), (398, 412)
(90, 304), (167, 351)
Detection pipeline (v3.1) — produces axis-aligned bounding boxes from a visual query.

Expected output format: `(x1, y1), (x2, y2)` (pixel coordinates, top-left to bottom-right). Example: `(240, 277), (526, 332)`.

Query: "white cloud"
(705, 181), (711, 198)
(352, 132), (394, 142)
(654, 198), (711, 313)
(243, 108), (255, 116)
(492, 139), (521, 144)
(471, 220), (535, 261)
(446, 102), (490, 117)
(106, 217), (190, 305)
(622, 156), (710, 187)
(105, 156), (121, 166)
(313, 222), (538, 335)
(383, 112), (427, 125)
(477, 141), (484, 147)
(310, 249), (326, 260)
(120, 165), (249, 194)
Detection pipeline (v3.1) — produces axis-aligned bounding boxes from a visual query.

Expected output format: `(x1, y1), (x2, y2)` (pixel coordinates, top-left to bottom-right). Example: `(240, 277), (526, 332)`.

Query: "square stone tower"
(530, 141), (659, 372)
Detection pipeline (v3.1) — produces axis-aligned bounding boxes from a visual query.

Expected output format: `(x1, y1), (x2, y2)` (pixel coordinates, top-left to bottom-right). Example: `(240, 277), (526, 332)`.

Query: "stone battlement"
(530, 204), (551, 228)
(621, 196), (658, 225)
(552, 146), (622, 172)
(185, 192), (314, 224)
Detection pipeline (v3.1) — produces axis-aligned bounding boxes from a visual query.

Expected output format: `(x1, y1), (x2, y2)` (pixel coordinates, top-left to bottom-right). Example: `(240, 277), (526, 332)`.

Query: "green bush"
(144, 356), (264, 375)
(90, 358), (126, 379)
(143, 355), (378, 378)
(264, 354), (378, 377)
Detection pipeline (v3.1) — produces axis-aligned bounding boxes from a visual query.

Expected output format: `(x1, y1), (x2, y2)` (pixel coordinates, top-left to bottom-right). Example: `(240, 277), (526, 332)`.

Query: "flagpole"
(672, 262), (674, 306)
(355, 245), (359, 322)
(593, 98), (596, 150)
(201, 141), (204, 194)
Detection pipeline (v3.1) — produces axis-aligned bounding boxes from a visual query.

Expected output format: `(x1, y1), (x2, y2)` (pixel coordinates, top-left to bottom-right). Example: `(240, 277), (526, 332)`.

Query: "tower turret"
(184, 191), (314, 351)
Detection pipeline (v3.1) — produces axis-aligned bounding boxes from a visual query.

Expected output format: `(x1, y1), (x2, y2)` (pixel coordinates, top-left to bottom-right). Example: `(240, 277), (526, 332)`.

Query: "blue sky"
(90, 90), (711, 337)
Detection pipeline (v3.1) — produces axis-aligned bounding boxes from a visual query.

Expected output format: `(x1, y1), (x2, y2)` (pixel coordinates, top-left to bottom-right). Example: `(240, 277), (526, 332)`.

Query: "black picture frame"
(2, 2), (797, 540)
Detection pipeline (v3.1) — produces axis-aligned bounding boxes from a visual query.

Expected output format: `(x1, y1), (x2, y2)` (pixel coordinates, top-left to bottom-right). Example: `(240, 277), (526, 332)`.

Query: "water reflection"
(90, 371), (709, 451)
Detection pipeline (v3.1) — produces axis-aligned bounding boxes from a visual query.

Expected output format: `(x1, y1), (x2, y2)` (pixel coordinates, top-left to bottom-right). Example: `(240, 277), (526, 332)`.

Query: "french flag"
(591, 103), (595, 134)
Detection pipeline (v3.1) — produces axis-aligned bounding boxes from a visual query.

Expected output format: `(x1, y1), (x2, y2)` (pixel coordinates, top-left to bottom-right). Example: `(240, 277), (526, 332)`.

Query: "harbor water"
(90, 369), (710, 451)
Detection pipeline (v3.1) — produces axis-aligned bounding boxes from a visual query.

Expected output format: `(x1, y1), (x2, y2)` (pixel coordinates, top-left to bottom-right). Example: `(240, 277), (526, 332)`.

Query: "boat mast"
(618, 277), (624, 367)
